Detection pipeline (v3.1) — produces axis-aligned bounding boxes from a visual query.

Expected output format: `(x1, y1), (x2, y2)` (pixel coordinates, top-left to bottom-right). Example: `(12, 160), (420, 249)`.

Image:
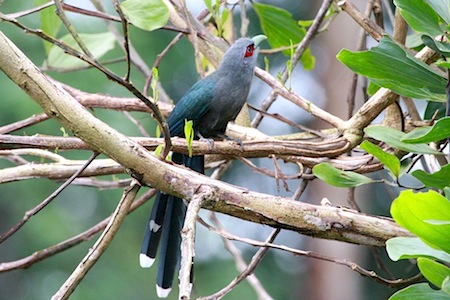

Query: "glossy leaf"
(412, 164), (450, 190)
(360, 140), (400, 178)
(120, 0), (169, 32)
(46, 32), (116, 69)
(337, 36), (447, 102)
(403, 117), (450, 143)
(391, 190), (450, 253)
(312, 163), (376, 187)
(253, 2), (315, 70)
(386, 237), (450, 263)
(394, 0), (443, 36)
(364, 125), (441, 155)
(418, 257), (450, 288)
(389, 283), (450, 300)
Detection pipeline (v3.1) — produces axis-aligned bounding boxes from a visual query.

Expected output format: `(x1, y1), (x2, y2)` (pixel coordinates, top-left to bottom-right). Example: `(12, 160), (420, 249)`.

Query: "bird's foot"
(198, 133), (215, 152)
(218, 134), (244, 151)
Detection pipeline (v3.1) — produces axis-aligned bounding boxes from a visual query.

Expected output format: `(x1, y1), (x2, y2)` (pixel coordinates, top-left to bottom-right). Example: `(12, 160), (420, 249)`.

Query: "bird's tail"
(140, 153), (204, 298)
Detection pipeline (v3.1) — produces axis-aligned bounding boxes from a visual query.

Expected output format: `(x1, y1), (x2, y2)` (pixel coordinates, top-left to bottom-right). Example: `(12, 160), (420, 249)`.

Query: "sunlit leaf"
(360, 140), (400, 178)
(312, 163), (376, 187)
(364, 125), (441, 155)
(389, 283), (450, 300)
(403, 117), (450, 143)
(412, 164), (450, 190)
(337, 36), (447, 102)
(418, 257), (450, 289)
(120, 0), (169, 32)
(253, 2), (315, 70)
(387, 237), (450, 263)
(391, 190), (450, 253)
(184, 119), (194, 157)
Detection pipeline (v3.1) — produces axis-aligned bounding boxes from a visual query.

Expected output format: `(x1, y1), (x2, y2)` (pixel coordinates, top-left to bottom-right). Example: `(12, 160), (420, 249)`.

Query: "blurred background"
(0, 0), (417, 299)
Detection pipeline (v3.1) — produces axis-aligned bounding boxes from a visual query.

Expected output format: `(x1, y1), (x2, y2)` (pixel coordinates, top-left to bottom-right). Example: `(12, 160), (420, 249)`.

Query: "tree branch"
(0, 30), (409, 247)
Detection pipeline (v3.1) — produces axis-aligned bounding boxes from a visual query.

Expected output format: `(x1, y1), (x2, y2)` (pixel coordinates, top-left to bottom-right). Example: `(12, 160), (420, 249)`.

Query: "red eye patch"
(244, 44), (255, 57)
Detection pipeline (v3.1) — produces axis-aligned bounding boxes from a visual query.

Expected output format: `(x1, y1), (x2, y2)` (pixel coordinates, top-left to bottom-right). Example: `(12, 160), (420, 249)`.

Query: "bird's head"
(218, 35), (267, 72)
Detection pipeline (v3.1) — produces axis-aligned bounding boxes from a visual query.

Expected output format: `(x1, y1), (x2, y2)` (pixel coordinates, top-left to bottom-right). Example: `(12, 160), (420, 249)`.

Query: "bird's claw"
(200, 137), (215, 152)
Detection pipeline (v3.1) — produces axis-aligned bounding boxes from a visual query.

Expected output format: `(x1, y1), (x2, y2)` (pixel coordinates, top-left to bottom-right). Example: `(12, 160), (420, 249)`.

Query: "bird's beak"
(251, 35), (267, 48)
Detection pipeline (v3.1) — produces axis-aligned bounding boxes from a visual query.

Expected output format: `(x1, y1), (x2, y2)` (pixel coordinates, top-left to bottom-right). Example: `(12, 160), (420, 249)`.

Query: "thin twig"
(200, 221), (422, 288)
(123, 111), (151, 137)
(0, 113), (49, 134)
(53, 0), (94, 58)
(0, 188), (154, 273)
(144, 33), (184, 96)
(251, 0), (334, 127)
(199, 228), (280, 300)
(113, 0), (131, 81)
(0, 12), (172, 155)
(206, 213), (274, 300)
(51, 181), (141, 300)
(0, 152), (99, 244)
(7, 1), (54, 19)
(346, 0), (375, 118)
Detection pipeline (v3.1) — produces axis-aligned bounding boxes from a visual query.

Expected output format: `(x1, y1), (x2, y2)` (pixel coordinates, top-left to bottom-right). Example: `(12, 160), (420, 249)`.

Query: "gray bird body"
(167, 37), (259, 138)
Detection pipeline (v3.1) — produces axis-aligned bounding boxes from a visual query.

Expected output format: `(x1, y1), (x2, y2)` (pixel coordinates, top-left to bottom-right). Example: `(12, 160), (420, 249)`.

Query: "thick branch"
(0, 31), (409, 246)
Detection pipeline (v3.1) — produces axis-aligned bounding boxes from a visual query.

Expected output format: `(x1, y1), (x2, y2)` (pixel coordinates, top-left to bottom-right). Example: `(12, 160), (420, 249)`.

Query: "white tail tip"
(139, 253), (155, 268)
(156, 285), (171, 298)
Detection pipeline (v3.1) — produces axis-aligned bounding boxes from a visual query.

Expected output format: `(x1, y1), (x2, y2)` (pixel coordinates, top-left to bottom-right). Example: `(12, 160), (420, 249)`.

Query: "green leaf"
(151, 67), (160, 102)
(418, 257), (450, 288)
(184, 119), (194, 157)
(36, 0), (61, 53)
(387, 237), (450, 263)
(412, 164), (450, 190)
(337, 36), (447, 102)
(403, 117), (450, 143)
(120, 0), (169, 32)
(364, 125), (441, 155)
(360, 140), (401, 178)
(154, 144), (163, 157)
(424, 101), (446, 120)
(394, 0), (443, 36)
(391, 190), (450, 253)
(436, 60), (450, 69)
(46, 32), (116, 69)
(203, 0), (213, 12)
(426, 0), (450, 24)
(422, 35), (450, 56)
(389, 283), (450, 300)
(312, 163), (376, 187)
(253, 2), (315, 70)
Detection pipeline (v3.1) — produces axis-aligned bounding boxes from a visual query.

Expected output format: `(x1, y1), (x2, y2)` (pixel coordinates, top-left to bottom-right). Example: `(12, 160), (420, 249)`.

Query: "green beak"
(251, 35), (267, 47)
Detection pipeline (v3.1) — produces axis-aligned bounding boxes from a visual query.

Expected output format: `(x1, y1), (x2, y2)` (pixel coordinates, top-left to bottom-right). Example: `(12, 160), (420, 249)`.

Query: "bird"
(140, 35), (266, 298)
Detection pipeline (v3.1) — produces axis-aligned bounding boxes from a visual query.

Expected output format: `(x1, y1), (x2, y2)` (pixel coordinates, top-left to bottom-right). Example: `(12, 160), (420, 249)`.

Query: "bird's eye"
(244, 44), (254, 58)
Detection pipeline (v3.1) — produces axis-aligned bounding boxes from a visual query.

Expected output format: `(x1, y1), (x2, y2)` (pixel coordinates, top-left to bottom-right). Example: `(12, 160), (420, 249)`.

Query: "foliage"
(1, 0), (450, 299)
(313, 1), (450, 299)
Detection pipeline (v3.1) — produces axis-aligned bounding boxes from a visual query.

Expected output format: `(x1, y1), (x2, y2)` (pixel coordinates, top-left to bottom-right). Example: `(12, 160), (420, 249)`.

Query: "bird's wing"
(167, 77), (216, 137)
